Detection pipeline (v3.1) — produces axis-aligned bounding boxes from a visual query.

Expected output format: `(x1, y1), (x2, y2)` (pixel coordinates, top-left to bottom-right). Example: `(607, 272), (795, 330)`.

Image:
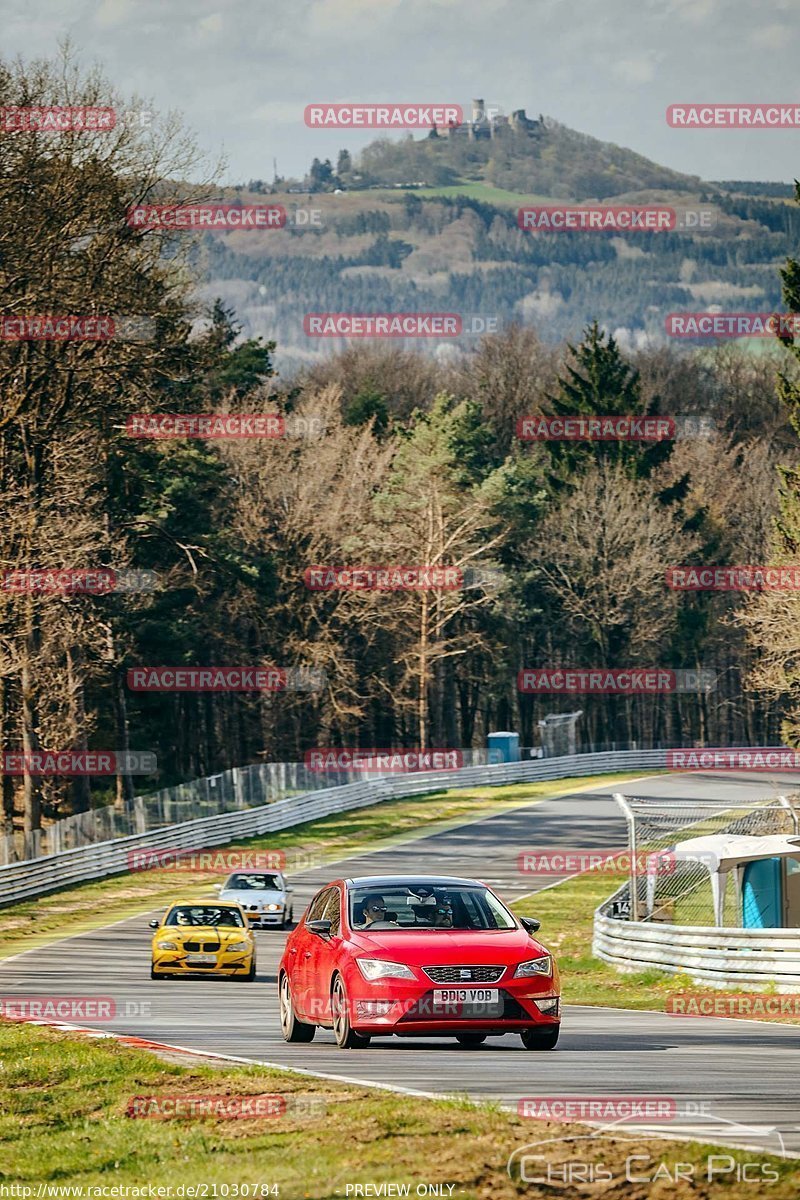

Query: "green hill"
(339, 116), (702, 201)
(205, 117), (796, 371)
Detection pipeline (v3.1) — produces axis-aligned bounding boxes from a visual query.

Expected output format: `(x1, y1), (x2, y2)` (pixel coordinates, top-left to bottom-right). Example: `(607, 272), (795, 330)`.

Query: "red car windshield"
(349, 884), (516, 931)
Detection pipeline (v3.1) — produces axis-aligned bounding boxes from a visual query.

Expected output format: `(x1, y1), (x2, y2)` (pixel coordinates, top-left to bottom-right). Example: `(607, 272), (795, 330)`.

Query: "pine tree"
(543, 321), (672, 484)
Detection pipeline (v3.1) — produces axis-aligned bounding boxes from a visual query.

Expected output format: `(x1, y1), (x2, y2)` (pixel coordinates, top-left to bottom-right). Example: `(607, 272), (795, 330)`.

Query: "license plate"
(186, 954), (216, 965)
(432, 988), (502, 1016)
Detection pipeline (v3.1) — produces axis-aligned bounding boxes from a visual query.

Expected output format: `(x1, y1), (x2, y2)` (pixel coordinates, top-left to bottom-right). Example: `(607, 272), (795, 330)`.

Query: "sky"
(1, 0), (798, 185)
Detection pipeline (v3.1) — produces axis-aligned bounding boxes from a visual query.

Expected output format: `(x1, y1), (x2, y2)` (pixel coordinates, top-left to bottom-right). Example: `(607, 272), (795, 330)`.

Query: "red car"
(278, 874), (560, 1050)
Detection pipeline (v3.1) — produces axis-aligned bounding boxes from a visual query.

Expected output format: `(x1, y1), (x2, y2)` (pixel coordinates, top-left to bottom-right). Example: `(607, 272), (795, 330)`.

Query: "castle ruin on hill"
(430, 99), (544, 140)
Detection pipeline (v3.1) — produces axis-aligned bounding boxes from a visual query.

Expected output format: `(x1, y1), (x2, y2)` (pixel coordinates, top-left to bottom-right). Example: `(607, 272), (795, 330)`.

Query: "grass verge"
(2, 1021), (797, 1198)
(0, 772), (646, 959)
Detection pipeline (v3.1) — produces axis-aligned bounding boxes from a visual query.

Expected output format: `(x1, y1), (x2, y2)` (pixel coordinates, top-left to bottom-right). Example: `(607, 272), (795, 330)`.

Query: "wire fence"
(0, 748), (505, 864)
(611, 793), (800, 926)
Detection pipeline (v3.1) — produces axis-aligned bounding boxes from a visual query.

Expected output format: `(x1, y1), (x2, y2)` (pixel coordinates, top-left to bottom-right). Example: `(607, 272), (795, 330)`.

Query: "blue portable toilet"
(742, 857), (783, 928)
(488, 731), (520, 764)
(670, 833), (800, 927)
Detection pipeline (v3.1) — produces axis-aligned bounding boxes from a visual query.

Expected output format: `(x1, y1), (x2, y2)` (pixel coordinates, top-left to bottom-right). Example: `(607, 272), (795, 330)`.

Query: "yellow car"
(149, 901), (256, 980)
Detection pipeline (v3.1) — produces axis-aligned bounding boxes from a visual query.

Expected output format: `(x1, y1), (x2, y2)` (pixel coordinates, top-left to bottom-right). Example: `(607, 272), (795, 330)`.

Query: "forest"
(3, 52), (800, 844)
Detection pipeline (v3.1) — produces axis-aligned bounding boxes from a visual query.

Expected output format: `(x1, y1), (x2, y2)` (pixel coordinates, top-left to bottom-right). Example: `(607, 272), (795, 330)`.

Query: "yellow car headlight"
(157, 940), (178, 950)
(227, 941), (251, 953)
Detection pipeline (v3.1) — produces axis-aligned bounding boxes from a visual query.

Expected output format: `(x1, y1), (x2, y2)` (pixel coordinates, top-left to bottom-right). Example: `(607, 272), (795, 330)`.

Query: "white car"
(215, 871), (294, 929)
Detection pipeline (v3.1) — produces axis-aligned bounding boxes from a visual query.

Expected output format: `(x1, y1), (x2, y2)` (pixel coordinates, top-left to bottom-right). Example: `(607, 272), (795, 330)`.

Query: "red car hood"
(349, 927), (546, 964)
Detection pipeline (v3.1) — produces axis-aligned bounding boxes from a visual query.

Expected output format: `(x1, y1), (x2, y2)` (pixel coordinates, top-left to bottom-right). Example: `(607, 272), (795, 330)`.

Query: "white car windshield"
(224, 873), (282, 891)
(349, 884), (516, 931)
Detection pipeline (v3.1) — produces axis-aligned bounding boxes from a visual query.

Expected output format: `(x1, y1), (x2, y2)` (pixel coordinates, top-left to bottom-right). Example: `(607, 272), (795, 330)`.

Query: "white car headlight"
(226, 941), (251, 953)
(157, 940), (178, 950)
(513, 955), (552, 978)
(266, 904), (281, 912)
(356, 958), (416, 981)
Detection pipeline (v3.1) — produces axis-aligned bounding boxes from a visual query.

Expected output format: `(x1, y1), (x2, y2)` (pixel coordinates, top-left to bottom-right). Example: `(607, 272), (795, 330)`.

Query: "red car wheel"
(520, 1026), (559, 1051)
(331, 974), (370, 1049)
(279, 973), (315, 1043)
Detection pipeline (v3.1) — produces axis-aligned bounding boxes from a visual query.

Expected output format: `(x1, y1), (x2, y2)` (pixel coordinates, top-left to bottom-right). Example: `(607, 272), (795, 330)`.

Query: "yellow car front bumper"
(151, 950), (255, 976)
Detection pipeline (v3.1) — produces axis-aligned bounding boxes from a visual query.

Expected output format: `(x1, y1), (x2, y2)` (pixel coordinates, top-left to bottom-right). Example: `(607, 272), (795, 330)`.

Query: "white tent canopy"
(648, 834), (800, 926)
(672, 834), (800, 873)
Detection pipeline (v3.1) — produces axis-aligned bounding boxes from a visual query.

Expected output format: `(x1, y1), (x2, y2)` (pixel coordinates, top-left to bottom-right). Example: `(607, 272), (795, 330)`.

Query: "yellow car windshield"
(165, 906), (245, 928)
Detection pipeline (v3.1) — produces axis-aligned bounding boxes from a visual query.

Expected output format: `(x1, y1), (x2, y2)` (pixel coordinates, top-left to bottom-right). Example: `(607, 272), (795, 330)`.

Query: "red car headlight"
(513, 955), (552, 978)
(356, 958), (416, 981)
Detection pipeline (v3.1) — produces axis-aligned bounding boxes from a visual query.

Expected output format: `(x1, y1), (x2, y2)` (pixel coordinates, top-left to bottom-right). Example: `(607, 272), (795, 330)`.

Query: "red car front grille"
(422, 965), (505, 983)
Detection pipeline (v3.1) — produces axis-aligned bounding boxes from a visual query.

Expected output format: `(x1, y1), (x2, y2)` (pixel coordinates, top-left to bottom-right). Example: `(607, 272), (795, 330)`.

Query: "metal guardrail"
(593, 905), (800, 990)
(0, 748), (667, 907)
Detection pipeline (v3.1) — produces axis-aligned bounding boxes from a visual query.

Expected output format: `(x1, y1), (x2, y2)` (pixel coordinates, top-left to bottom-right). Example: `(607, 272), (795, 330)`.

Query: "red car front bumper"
(341, 967), (560, 1036)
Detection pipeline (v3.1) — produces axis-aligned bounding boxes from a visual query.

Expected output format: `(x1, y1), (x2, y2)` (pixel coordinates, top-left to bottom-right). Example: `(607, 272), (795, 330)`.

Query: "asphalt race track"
(3, 770), (800, 1158)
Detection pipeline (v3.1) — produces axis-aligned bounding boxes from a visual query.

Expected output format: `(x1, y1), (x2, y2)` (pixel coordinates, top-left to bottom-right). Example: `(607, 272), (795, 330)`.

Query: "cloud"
(93, 0), (134, 28)
(658, 0), (720, 24)
(612, 56), (657, 85)
(751, 23), (788, 50)
(308, 0), (403, 36)
(198, 12), (223, 35)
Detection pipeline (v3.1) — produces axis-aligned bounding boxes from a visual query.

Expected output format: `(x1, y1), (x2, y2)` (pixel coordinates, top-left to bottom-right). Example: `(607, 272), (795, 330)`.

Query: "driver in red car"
(362, 895), (398, 927)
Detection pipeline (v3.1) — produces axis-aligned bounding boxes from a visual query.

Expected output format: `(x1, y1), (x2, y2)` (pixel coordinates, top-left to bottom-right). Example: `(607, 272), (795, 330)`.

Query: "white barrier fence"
(0, 748), (666, 907)
(594, 891), (800, 990)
